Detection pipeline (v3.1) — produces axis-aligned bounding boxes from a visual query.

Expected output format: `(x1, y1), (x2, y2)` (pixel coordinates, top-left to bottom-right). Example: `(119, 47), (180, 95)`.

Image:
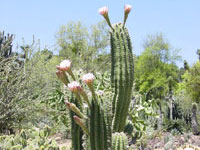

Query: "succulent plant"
(56, 4), (134, 150)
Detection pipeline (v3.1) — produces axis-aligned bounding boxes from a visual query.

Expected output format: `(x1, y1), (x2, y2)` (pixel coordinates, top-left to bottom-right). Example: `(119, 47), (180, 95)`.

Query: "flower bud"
(98, 6), (113, 29)
(65, 101), (71, 109)
(57, 60), (71, 71)
(56, 70), (69, 85)
(124, 4), (132, 14)
(68, 81), (81, 93)
(99, 6), (108, 17)
(123, 4), (132, 27)
(73, 115), (89, 135)
(82, 73), (95, 85)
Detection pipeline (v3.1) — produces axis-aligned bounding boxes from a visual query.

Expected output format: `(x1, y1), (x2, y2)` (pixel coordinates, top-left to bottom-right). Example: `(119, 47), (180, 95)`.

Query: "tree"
(183, 62), (200, 103)
(135, 33), (180, 129)
(0, 31), (27, 133)
(0, 32), (61, 133)
(56, 21), (110, 72)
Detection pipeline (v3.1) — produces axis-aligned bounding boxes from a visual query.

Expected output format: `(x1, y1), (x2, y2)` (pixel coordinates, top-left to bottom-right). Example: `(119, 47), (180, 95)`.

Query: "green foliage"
(163, 119), (189, 135)
(128, 94), (158, 139)
(0, 127), (60, 150)
(183, 62), (200, 103)
(43, 85), (71, 136)
(56, 21), (110, 72)
(135, 33), (180, 98)
(0, 33), (65, 134)
(0, 31), (31, 133)
(0, 55), (27, 133)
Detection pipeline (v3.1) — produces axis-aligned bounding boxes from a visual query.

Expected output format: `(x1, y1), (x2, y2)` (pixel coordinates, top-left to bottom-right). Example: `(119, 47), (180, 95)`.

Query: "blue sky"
(1, 0), (200, 67)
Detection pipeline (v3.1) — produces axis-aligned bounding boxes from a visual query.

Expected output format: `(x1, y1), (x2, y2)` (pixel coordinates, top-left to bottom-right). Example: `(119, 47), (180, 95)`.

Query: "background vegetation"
(0, 20), (200, 149)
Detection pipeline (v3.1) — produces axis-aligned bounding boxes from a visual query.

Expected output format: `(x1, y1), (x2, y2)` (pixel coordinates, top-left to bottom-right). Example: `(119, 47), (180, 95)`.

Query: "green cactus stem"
(112, 132), (128, 150)
(90, 100), (110, 150)
(110, 23), (134, 132)
(69, 96), (84, 150)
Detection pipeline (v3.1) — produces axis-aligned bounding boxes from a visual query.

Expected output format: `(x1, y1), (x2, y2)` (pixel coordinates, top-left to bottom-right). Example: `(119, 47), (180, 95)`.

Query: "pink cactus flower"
(68, 81), (81, 93)
(124, 4), (132, 14)
(99, 6), (108, 17)
(57, 60), (71, 71)
(82, 73), (95, 85)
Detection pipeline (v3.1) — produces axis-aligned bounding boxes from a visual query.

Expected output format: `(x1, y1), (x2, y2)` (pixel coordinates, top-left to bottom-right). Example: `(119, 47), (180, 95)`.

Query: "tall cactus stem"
(110, 23), (134, 132)
(69, 96), (84, 150)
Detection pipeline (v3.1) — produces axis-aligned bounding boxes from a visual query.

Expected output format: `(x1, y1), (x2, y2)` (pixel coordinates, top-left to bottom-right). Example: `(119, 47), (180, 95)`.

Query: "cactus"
(112, 132), (128, 150)
(90, 100), (111, 150)
(191, 103), (200, 135)
(109, 12), (134, 133)
(0, 127), (60, 150)
(0, 31), (14, 58)
(56, 4), (134, 150)
(69, 95), (84, 150)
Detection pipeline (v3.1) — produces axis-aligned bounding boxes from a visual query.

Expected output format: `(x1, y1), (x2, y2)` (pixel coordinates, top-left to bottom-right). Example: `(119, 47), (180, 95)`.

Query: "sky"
(1, 0), (200, 67)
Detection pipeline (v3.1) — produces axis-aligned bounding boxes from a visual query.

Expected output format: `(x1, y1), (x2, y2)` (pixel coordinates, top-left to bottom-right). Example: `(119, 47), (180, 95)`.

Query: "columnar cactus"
(112, 132), (128, 150)
(99, 5), (134, 132)
(69, 96), (84, 150)
(56, 4), (134, 150)
(110, 21), (134, 132)
(191, 103), (200, 135)
(0, 31), (14, 58)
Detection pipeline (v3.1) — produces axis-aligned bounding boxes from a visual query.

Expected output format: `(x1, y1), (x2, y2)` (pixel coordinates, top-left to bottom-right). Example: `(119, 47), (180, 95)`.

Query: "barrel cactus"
(56, 4), (134, 150)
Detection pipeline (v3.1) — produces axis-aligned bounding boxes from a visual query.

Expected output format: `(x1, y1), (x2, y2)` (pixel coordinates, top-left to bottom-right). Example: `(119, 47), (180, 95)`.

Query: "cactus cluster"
(56, 4), (134, 150)
(0, 127), (60, 150)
